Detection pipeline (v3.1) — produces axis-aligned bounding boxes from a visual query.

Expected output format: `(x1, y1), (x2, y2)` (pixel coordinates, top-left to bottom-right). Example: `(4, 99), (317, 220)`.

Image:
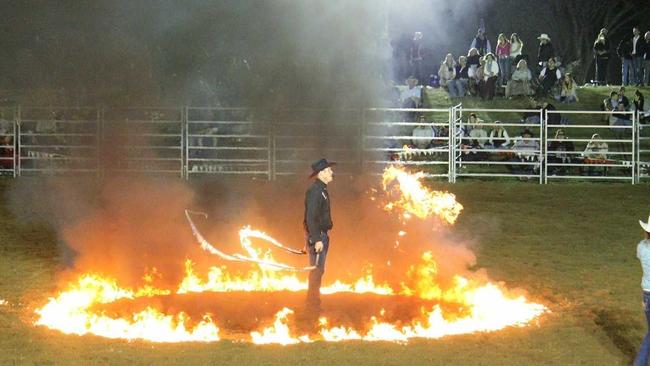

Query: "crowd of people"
(395, 27), (650, 106)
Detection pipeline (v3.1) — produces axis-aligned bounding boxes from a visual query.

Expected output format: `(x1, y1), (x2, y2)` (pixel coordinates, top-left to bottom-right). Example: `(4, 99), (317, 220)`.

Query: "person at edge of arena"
(634, 214), (650, 366)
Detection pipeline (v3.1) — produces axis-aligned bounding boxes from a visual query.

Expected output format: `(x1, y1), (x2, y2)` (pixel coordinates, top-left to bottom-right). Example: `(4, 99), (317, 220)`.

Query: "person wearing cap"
(634, 215), (650, 366)
(303, 158), (335, 313)
(537, 34), (555, 71)
(470, 28), (492, 57)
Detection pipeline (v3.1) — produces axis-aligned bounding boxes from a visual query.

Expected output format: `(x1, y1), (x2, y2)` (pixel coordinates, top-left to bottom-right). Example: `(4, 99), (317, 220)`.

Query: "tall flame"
(382, 166), (463, 224)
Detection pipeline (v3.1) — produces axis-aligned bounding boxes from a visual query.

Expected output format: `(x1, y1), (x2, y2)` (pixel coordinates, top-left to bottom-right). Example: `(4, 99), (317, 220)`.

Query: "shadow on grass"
(593, 308), (641, 364)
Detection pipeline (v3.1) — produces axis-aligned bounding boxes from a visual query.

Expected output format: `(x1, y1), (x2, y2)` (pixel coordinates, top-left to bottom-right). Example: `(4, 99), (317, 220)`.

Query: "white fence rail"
(0, 105), (646, 184)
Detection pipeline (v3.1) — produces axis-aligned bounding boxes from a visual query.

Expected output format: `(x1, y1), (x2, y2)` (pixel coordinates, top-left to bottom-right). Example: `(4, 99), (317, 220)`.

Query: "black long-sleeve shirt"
(303, 179), (333, 244)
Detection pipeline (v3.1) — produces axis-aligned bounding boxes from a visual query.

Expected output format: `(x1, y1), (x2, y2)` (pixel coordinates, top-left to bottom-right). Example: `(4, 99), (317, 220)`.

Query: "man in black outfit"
(304, 158), (335, 313)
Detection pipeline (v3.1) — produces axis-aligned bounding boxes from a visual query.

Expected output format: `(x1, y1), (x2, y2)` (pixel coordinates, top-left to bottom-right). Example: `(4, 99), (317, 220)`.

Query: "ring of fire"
(33, 166), (547, 345)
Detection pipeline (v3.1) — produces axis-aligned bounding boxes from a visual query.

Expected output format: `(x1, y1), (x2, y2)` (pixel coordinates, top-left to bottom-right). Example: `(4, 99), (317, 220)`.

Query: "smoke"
(4, 1), (484, 291)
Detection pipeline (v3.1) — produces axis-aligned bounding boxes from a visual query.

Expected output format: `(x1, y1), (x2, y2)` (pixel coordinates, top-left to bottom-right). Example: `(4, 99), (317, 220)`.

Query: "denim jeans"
(634, 291), (650, 366)
(633, 57), (643, 85)
(448, 79), (466, 98)
(306, 232), (329, 309)
(623, 58), (633, 85)
(498, 57), (511, 86)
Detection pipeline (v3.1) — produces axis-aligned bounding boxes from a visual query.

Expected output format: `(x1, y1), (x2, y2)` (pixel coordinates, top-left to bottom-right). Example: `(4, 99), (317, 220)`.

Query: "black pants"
(306, 232), (329, 310)
(595, 58), (608, 84)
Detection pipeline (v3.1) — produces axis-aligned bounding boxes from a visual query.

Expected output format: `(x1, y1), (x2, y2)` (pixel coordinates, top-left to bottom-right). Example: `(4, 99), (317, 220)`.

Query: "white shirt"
(400, 86), (422, 102)
(412, 126), (435, 148)
(633, 35), (641, 55)
(483, 61), (499, 81)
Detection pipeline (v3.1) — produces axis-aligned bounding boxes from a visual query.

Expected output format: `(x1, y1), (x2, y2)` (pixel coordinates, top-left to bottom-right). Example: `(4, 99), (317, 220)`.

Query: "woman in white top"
(438, 53), (456, 91)
(481, 53), (499, 100)
(510, 33), (523, 60)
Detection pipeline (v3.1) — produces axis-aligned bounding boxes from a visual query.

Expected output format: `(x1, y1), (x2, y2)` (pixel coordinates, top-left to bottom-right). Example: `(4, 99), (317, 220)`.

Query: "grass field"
(1, 177), (649, 365)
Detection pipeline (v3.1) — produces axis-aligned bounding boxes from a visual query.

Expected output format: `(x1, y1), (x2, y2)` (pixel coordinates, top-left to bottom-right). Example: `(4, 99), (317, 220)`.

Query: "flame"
(33, 165), (547, 344)
(35, 274), (220, 342)
(250, 308), (311, 345)
(382, 166), (463, 224)
(0, 299), (7, 306)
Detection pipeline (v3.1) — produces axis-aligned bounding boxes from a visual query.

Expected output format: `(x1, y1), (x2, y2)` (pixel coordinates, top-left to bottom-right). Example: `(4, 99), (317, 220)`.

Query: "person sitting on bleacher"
(558, 73), (579, 103)
(510, 129), (539, 175)
(438, 53), (458, 98)
(548, 129), (574, 175)
(400, 76), (423, 121)
(506, 59), (533, 98)
(538, 57), (562, 96)
(411, 117), (436, 149)
(583, 133), (609, 176)
(488, 121), (511, 149)
(634, 89), (649, 123)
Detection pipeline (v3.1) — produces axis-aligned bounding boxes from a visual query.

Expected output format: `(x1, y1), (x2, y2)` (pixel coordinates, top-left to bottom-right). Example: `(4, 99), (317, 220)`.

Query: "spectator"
(438, 53), (457, 97)
(582, 133), (608, 176)
(470, 28), (492, 56)
(559, 73), (579, 103)
(619, 86), (631, 109)
(411, 116), (436, 149)
(547, 129), (574, 175)
(644, 31), (650, 87)
(460, 112), (479, 137)
(481, 53), (499, 100)
(603, 90), (619, 112)
(400, 76), (422, 121)
(593, 28), (611, 85)
(469, 120), (488, 149)
(538, 57), (562, 95)
(488, 121), (511, 149)
(410, 32), (425, 82)
(617, 35), (633, 86)
(449, 55), (469, 98)
(496, 33), (512, 86)
(632, 27), (644, 86)
(511, 129), (539, 175)
(510, 33), (525, 65)
(475, 57), (487, 97)
(467, 48), (482, 95)
(610, 102), (632, 130)
(634, 89), (649, 123)
(506, 59), (533, 98)
(537, 33), (555, 70)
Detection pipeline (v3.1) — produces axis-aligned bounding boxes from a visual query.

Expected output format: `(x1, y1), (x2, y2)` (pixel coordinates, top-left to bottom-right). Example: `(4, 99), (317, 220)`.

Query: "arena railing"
(186, 107), (271, 179)
(102, 107), (184, 177)
(271, 109), (361, 179)
(638, 114), (650, 182)
(452, 108), (545, 184)
(0, 107), (16, 177)
(2, 105), (648, 183)
(362, 107), (453, 180)
(18, 107), (100, 176)
(544, 110), (636, 184)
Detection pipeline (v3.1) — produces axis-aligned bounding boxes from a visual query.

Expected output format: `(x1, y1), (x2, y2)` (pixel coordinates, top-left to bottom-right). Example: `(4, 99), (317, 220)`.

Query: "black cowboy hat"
(309, 158), (336, 178)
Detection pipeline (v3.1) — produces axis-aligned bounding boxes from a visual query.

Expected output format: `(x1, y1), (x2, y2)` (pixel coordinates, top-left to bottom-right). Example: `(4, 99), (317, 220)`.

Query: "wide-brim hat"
(309, 158), (336, 178)
(405, 75), (418, 84)
(537, 33), (551, 41)
(641, 215), (650, 232)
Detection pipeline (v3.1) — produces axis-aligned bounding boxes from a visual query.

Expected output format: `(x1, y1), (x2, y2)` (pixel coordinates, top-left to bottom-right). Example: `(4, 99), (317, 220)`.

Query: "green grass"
(1, 178), (649, 365)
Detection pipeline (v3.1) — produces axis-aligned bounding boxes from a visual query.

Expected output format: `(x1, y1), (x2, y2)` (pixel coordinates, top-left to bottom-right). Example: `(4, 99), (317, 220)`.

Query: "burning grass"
(0, 178), (648, 364)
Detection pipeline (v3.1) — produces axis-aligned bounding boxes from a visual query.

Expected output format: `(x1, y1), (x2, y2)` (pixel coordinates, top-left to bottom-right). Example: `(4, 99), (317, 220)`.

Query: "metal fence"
(1, 105), (647, 184)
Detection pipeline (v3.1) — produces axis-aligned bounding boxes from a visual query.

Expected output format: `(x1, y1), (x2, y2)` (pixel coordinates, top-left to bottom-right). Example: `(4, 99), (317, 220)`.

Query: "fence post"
(16, 105), (21, 177)
(183, 106), (188, 180)
(270, 116), (276, 181)
(360, 109), (366, 175)
(632, 110), (637, 184)
(539, 108), (548, 184)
